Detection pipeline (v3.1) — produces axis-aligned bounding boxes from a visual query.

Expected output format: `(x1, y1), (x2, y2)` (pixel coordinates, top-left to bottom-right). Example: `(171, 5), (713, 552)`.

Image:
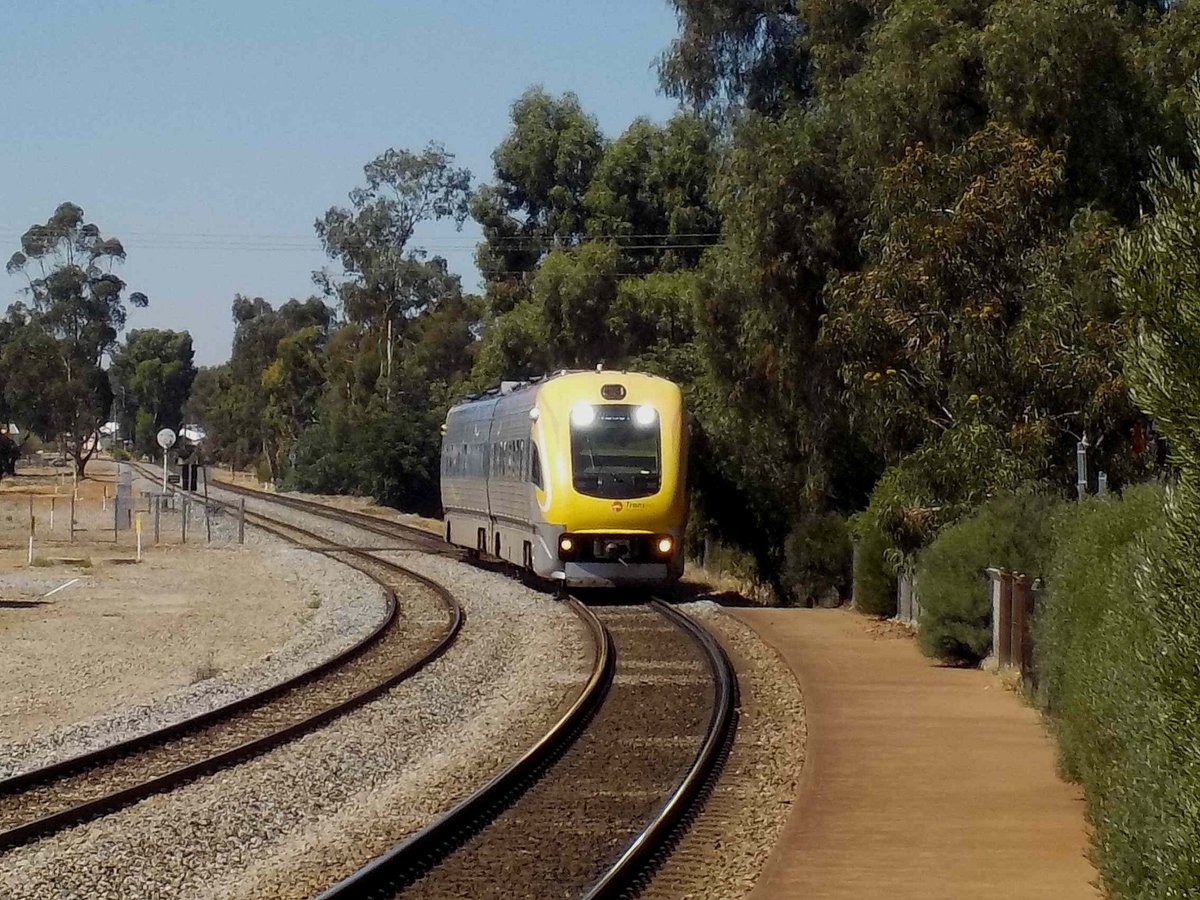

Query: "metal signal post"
(157, 428), (176, 494)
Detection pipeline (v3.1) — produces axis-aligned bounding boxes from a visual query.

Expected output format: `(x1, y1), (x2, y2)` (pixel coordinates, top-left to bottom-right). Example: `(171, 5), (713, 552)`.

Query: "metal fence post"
(154, 500), (161, 545)
(239, 498), (246, 545)
(182, 495), (189, 543)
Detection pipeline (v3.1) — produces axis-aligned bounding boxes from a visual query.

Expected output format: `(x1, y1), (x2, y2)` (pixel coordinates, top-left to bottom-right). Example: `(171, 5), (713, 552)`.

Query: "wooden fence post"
(182, 495), (189, 543)
(1012, 574), (1036, 687)
(989, 568), (1014, 666)
(239, 498), (246, 545)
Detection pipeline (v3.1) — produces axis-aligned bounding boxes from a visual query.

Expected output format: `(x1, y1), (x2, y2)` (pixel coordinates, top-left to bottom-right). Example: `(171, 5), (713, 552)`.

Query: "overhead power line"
(0, 232), (726, 255)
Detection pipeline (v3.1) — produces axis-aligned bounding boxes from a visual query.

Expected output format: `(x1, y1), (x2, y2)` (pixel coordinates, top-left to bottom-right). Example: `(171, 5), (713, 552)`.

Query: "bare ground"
(0, 461), (372, 744)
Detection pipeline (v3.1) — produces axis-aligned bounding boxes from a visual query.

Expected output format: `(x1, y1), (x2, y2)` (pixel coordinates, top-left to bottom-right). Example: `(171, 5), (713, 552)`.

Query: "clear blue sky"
(1, 1), (682, 365)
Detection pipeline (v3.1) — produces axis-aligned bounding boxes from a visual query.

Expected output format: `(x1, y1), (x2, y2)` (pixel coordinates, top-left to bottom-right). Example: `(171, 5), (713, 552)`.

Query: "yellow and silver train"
(440, 369), (688, 588)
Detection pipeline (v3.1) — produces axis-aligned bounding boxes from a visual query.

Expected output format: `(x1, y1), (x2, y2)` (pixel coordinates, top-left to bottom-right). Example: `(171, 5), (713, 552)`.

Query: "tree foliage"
(109, 329), (197, 457)
(4, 202), (148, 476)
(472, 88), (605, 315)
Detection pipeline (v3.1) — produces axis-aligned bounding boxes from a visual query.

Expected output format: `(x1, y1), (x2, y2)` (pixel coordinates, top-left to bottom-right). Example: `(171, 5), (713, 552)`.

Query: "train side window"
(531, 443), (543, 490)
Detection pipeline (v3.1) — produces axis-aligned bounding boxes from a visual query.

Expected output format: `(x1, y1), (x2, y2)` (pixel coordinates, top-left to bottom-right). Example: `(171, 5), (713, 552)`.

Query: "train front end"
(534, 372), (688, 588)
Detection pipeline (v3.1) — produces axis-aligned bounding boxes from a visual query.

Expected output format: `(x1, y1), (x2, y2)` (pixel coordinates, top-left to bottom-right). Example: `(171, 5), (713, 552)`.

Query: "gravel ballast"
(0, 553), (589, 900)
(0, 542), (390, 779)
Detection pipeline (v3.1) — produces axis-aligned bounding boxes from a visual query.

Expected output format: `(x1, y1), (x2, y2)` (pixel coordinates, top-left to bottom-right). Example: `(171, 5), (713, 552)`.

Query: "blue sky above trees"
(0, 0), (680, 364)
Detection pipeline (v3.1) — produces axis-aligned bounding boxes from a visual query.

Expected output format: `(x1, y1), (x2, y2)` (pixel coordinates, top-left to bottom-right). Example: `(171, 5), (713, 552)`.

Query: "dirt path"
(733, 607), (1100, 900)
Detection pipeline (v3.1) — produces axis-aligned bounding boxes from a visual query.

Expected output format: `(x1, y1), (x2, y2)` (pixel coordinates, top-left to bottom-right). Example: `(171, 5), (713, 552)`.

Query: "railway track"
(183, 475), (740, 899)
(208, 476), (452, 555)
(317, 598), (736, 900)
(26, 465), (737, 897)
(0, 465), (464, 851)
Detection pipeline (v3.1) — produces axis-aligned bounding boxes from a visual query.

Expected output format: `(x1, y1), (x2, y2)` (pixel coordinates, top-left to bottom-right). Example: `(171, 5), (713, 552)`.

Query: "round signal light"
(559, 537), (574, 553)
(656, 537), (674, 555)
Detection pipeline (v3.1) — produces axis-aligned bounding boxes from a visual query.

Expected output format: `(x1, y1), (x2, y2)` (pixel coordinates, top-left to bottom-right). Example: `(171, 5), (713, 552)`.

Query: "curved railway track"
(190, 475), (740, 899)
(317, 598), (737, 900)
(22, 465), (739, 898)
(209, 476), (451, 555)
(0, 466), (464, 851)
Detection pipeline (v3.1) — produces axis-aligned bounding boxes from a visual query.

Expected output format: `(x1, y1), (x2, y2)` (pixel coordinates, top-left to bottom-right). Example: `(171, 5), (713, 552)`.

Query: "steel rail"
(578, 598), (737, 900)
(0, 466), (464, 850)
(206, 476), (449, 552)
(313, 599), (736, 900)
(314, 598), (615, 900)
(0, 521), (400, 795)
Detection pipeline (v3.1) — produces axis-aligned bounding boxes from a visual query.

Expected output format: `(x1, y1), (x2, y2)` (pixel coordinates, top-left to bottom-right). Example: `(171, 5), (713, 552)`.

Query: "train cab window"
(531, 443), (543, 490)
(570, 403), (661, 499)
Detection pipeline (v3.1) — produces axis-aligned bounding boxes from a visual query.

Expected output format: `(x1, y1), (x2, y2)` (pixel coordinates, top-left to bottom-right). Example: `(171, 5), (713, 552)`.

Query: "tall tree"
(4, 202), (147, 476)
(1100, 100), (1200, 900)
(194, 295), (334, 479)
(472, 88), (606, 314)
(584, 114), (721, 272)
(109, 329), (197, 457)
(315, 142), (471, 396)
(659, 0), (815, 116)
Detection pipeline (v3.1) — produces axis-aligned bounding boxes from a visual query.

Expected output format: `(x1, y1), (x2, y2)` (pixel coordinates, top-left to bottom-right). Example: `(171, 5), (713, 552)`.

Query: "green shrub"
(109, 446), (131, 461)
(254, 456), (274, 486)
(1035, 484), (1165, 783)
(916, 490), (1064, 663)
(849, 513), (897, 617)
(781, 512), (851, 606)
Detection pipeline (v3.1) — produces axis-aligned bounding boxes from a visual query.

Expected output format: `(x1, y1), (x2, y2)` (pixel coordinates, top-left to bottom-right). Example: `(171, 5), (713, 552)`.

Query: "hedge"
(849, 514), (897, 616)
(915, 490), (1063, 664)
(781, 512), (852, 607)
(1032, 483), (1200, 898)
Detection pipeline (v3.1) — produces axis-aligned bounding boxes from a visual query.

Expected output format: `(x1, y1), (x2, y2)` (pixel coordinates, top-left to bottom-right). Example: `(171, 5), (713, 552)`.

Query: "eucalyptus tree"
(109, 329), (197, 456)
(4, 202), (147, 476)
(471, 88), (605, 315)
(316, 142), (471, 399)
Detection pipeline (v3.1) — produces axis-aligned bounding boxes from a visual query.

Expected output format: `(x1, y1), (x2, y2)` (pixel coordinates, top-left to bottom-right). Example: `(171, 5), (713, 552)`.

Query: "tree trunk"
(74, 449), (88, 479)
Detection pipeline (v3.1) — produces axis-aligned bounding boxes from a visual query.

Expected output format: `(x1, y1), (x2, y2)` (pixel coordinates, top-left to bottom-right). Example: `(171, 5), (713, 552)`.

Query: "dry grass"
(681, 560), (778, 606)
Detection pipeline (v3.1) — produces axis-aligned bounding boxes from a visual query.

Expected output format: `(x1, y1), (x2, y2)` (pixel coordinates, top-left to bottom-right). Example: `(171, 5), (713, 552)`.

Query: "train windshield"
(570, 404), (662, 499)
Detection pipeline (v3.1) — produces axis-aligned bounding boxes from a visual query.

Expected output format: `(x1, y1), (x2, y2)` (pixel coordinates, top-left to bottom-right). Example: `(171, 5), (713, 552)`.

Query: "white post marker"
(42, 578), (79, 599)
(135, 512), (144, 562)
(157, 428), (176, 493)
(49, 496), (55, 532)
(28, 512), (35, 566)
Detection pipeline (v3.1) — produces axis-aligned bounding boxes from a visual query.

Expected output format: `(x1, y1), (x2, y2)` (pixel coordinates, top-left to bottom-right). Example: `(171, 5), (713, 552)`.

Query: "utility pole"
(1076, 436), (1090, 500)
(385, 317), (393, 406)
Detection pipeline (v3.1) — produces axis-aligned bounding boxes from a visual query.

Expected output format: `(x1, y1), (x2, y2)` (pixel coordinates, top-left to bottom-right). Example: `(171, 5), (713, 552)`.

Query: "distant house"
(0, 423), (18, 438)
(98, 421), (121, 451)
(180, 423), (207, 443)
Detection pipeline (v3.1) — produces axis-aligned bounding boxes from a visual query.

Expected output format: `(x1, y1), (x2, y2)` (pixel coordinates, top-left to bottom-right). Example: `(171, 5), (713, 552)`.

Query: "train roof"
(453, 368), (672, 407)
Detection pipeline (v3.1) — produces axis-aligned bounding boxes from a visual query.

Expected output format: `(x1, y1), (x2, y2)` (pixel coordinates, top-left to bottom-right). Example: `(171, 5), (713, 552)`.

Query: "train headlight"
(571, 403), (596, 427)
(559, 536), (574, 553)
(634, 405), (657, 426)
(656, 536), (674, 555)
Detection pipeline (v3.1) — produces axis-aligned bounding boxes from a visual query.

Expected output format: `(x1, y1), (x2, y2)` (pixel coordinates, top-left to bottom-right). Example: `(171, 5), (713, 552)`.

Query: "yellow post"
(135, 512), (144, 562)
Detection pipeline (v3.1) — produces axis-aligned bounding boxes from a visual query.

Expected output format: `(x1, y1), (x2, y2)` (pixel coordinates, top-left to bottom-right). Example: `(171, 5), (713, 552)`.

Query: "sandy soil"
(0, 466), (341, 742)
(736, 607), (1100, 900)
